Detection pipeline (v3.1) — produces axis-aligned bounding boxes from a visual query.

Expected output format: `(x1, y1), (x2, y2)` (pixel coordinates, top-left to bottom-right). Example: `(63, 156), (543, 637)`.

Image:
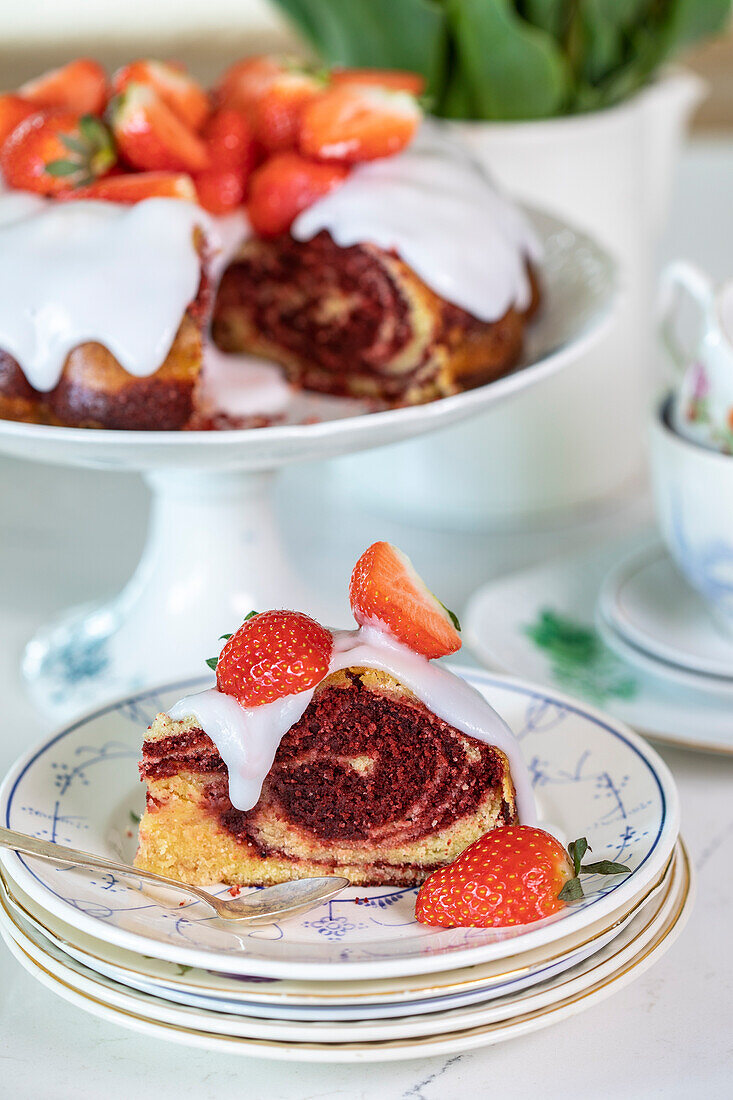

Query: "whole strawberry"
(415, 826), (630, 928)
(1, 111), (116, 194)
(246, 152), (348, 237)
(210, 610), (333, 707)
(252, 67), (323, 153)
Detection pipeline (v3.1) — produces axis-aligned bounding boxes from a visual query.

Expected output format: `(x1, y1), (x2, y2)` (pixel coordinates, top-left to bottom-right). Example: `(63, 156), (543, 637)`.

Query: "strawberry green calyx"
(436, 595), (461, 633)
(206, 613), (259, 672)
(558, 837), (630, 903)
(45, 114), (116, 186)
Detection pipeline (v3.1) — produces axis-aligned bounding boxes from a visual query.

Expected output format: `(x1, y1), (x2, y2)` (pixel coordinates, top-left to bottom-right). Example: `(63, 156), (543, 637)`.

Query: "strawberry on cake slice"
(135, 542), (535, 888)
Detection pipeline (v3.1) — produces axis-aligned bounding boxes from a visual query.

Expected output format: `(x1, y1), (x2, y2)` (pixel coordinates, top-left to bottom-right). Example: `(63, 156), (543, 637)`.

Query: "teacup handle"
(658, 261), (714, 374)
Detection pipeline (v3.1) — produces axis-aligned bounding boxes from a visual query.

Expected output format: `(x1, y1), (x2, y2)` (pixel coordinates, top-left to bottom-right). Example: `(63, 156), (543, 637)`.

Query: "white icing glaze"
(0, 190), (46, 226)
(198, 344), (291, 418)
(0, 195), (209, 392)
(205, 208), (251, 284)
(292, 121), (541, 323)
(169, 624), (536, 823)
(169, 688), (314, 811)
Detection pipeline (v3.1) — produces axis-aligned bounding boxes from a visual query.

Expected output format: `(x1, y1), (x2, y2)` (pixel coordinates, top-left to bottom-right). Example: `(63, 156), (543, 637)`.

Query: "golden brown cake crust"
(135, 667), (519, 887)
(0, 313), (203, 430)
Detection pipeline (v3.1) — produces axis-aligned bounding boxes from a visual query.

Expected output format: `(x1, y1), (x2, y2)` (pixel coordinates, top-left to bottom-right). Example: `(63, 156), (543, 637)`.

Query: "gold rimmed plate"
(0, 843), (692, 1059)
(0, 851), (674, 1020)
(0, 671), (679, 981)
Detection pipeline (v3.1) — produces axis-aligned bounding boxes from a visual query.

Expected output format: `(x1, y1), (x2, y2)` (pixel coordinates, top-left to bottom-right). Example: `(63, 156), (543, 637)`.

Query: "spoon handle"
(0, 824), (210, 908)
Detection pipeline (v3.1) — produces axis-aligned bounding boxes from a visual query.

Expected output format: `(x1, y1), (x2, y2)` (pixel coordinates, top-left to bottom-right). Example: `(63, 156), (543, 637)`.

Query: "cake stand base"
(22, 468), (335, 721)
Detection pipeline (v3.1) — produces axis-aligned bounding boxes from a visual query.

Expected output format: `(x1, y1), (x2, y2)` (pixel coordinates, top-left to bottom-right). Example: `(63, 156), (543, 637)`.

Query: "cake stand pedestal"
(0, 209), (617, 721)
(22, 469), (316, 718)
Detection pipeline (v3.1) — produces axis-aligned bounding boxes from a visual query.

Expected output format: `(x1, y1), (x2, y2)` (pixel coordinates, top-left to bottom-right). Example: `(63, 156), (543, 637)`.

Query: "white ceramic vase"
(332, 70), (705, 528)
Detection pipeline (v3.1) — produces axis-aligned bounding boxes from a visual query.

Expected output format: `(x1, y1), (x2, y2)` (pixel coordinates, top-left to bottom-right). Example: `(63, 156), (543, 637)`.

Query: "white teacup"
(650, 396), (733, 635)
(659, 261), (733, 453)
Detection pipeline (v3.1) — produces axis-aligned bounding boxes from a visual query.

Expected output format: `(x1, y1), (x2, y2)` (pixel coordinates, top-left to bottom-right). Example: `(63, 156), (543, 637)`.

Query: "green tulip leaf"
(662, 0), (733, 50)
(521, 0), (565, 40)
(271, 0), (449, 97)
(445, 0), (570, 119)
(272, 0), (731, 118)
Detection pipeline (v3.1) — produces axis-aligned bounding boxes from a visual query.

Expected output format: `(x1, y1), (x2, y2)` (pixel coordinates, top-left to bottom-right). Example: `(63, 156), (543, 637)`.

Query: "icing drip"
(169, 625), (536, 823)
(292, 122), (541, 323)
(0, 196), (210, 392)
(198, 344), (291, 418)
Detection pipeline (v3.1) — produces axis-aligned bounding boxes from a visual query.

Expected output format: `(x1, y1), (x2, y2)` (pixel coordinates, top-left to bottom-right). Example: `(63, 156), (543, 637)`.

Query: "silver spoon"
(0, 825), (348, 924)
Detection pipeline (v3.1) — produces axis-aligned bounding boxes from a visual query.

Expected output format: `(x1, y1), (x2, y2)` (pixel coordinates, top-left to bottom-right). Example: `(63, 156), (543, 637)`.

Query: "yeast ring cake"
(0, 56), (540, 429)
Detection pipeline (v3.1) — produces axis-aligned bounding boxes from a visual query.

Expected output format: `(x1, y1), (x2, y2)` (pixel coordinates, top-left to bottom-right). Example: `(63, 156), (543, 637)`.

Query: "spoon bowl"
(0, 825), (348, 924)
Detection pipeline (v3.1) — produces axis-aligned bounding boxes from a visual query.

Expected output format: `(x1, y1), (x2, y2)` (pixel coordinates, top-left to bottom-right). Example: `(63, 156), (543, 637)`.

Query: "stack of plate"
(0, 671), (691, 1062)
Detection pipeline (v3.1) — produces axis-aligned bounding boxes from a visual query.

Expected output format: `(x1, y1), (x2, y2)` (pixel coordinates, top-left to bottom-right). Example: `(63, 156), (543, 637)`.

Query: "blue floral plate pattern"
(0, 669), (679, 981)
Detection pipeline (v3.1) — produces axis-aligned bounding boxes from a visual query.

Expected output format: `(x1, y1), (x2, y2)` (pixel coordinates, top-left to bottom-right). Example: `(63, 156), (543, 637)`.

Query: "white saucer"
(465, 535), (733, 754)
(598, 544), (733, 680)
(596, 609), (733, 700)
(0, 670), (678, 981)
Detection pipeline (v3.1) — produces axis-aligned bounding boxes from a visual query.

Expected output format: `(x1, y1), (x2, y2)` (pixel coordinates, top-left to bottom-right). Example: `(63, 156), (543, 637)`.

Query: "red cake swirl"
(255, 674), (508, 846)
(139, 670), (517, 881)
(211, 231), (538, 404)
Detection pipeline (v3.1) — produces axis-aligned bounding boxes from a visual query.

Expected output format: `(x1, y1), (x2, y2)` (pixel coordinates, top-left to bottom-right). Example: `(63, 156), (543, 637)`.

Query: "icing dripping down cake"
(135, 542), (534, 887)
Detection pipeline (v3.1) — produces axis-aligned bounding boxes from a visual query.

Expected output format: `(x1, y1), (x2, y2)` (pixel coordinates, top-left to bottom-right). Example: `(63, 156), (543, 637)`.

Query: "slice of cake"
(135, 542), (534, 887)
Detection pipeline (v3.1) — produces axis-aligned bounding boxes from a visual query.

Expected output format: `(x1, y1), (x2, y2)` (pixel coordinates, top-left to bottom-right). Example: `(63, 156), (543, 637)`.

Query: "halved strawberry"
(299, 85), (421, 163)
(111, 83), (210, 173)
(67, 171), (197, 204)
(201, 108), (256, 171)
(216, 55), (283, 117)
(1, 111), (116, 195)
(194, 167), (246, 214)
(247, 152), (348, 237)
(331, 68), (426, 96)
(19, 59), (108, 116)
(112, 60), (210, 131)
(252, 69), (323, 153)
(416, 828), (631, 928)
(348, 542), (461, 659)
(212, 609), (333, 707)
(0, 94), (37, 147)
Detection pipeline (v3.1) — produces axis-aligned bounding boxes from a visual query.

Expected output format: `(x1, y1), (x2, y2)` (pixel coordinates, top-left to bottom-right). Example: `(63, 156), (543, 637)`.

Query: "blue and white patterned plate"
(0, 863), (671, 1020)
(0, 670), (679, 981)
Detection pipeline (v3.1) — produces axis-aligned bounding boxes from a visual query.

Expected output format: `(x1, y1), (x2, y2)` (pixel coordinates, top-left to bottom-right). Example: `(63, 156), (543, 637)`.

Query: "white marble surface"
(1, 141), (733, 1098)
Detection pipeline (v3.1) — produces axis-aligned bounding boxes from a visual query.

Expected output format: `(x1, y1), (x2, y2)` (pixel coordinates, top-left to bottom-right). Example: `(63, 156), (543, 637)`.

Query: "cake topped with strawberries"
(0, 55), (540, 429)
(135, 542), (534, 888)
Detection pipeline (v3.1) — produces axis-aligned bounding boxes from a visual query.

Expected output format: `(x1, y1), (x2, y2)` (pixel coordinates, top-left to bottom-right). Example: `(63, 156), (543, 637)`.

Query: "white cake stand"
(0, 210), (617, 720)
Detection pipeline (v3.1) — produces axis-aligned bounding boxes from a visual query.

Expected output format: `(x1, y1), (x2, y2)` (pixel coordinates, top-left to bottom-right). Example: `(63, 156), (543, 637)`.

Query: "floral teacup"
(659, 261), (733, 453)
(650, 396), (733, 635)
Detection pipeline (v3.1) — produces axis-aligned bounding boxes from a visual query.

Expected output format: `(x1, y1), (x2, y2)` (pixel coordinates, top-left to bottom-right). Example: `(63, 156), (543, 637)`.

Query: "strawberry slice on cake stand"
(0, 56), (618, 720)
